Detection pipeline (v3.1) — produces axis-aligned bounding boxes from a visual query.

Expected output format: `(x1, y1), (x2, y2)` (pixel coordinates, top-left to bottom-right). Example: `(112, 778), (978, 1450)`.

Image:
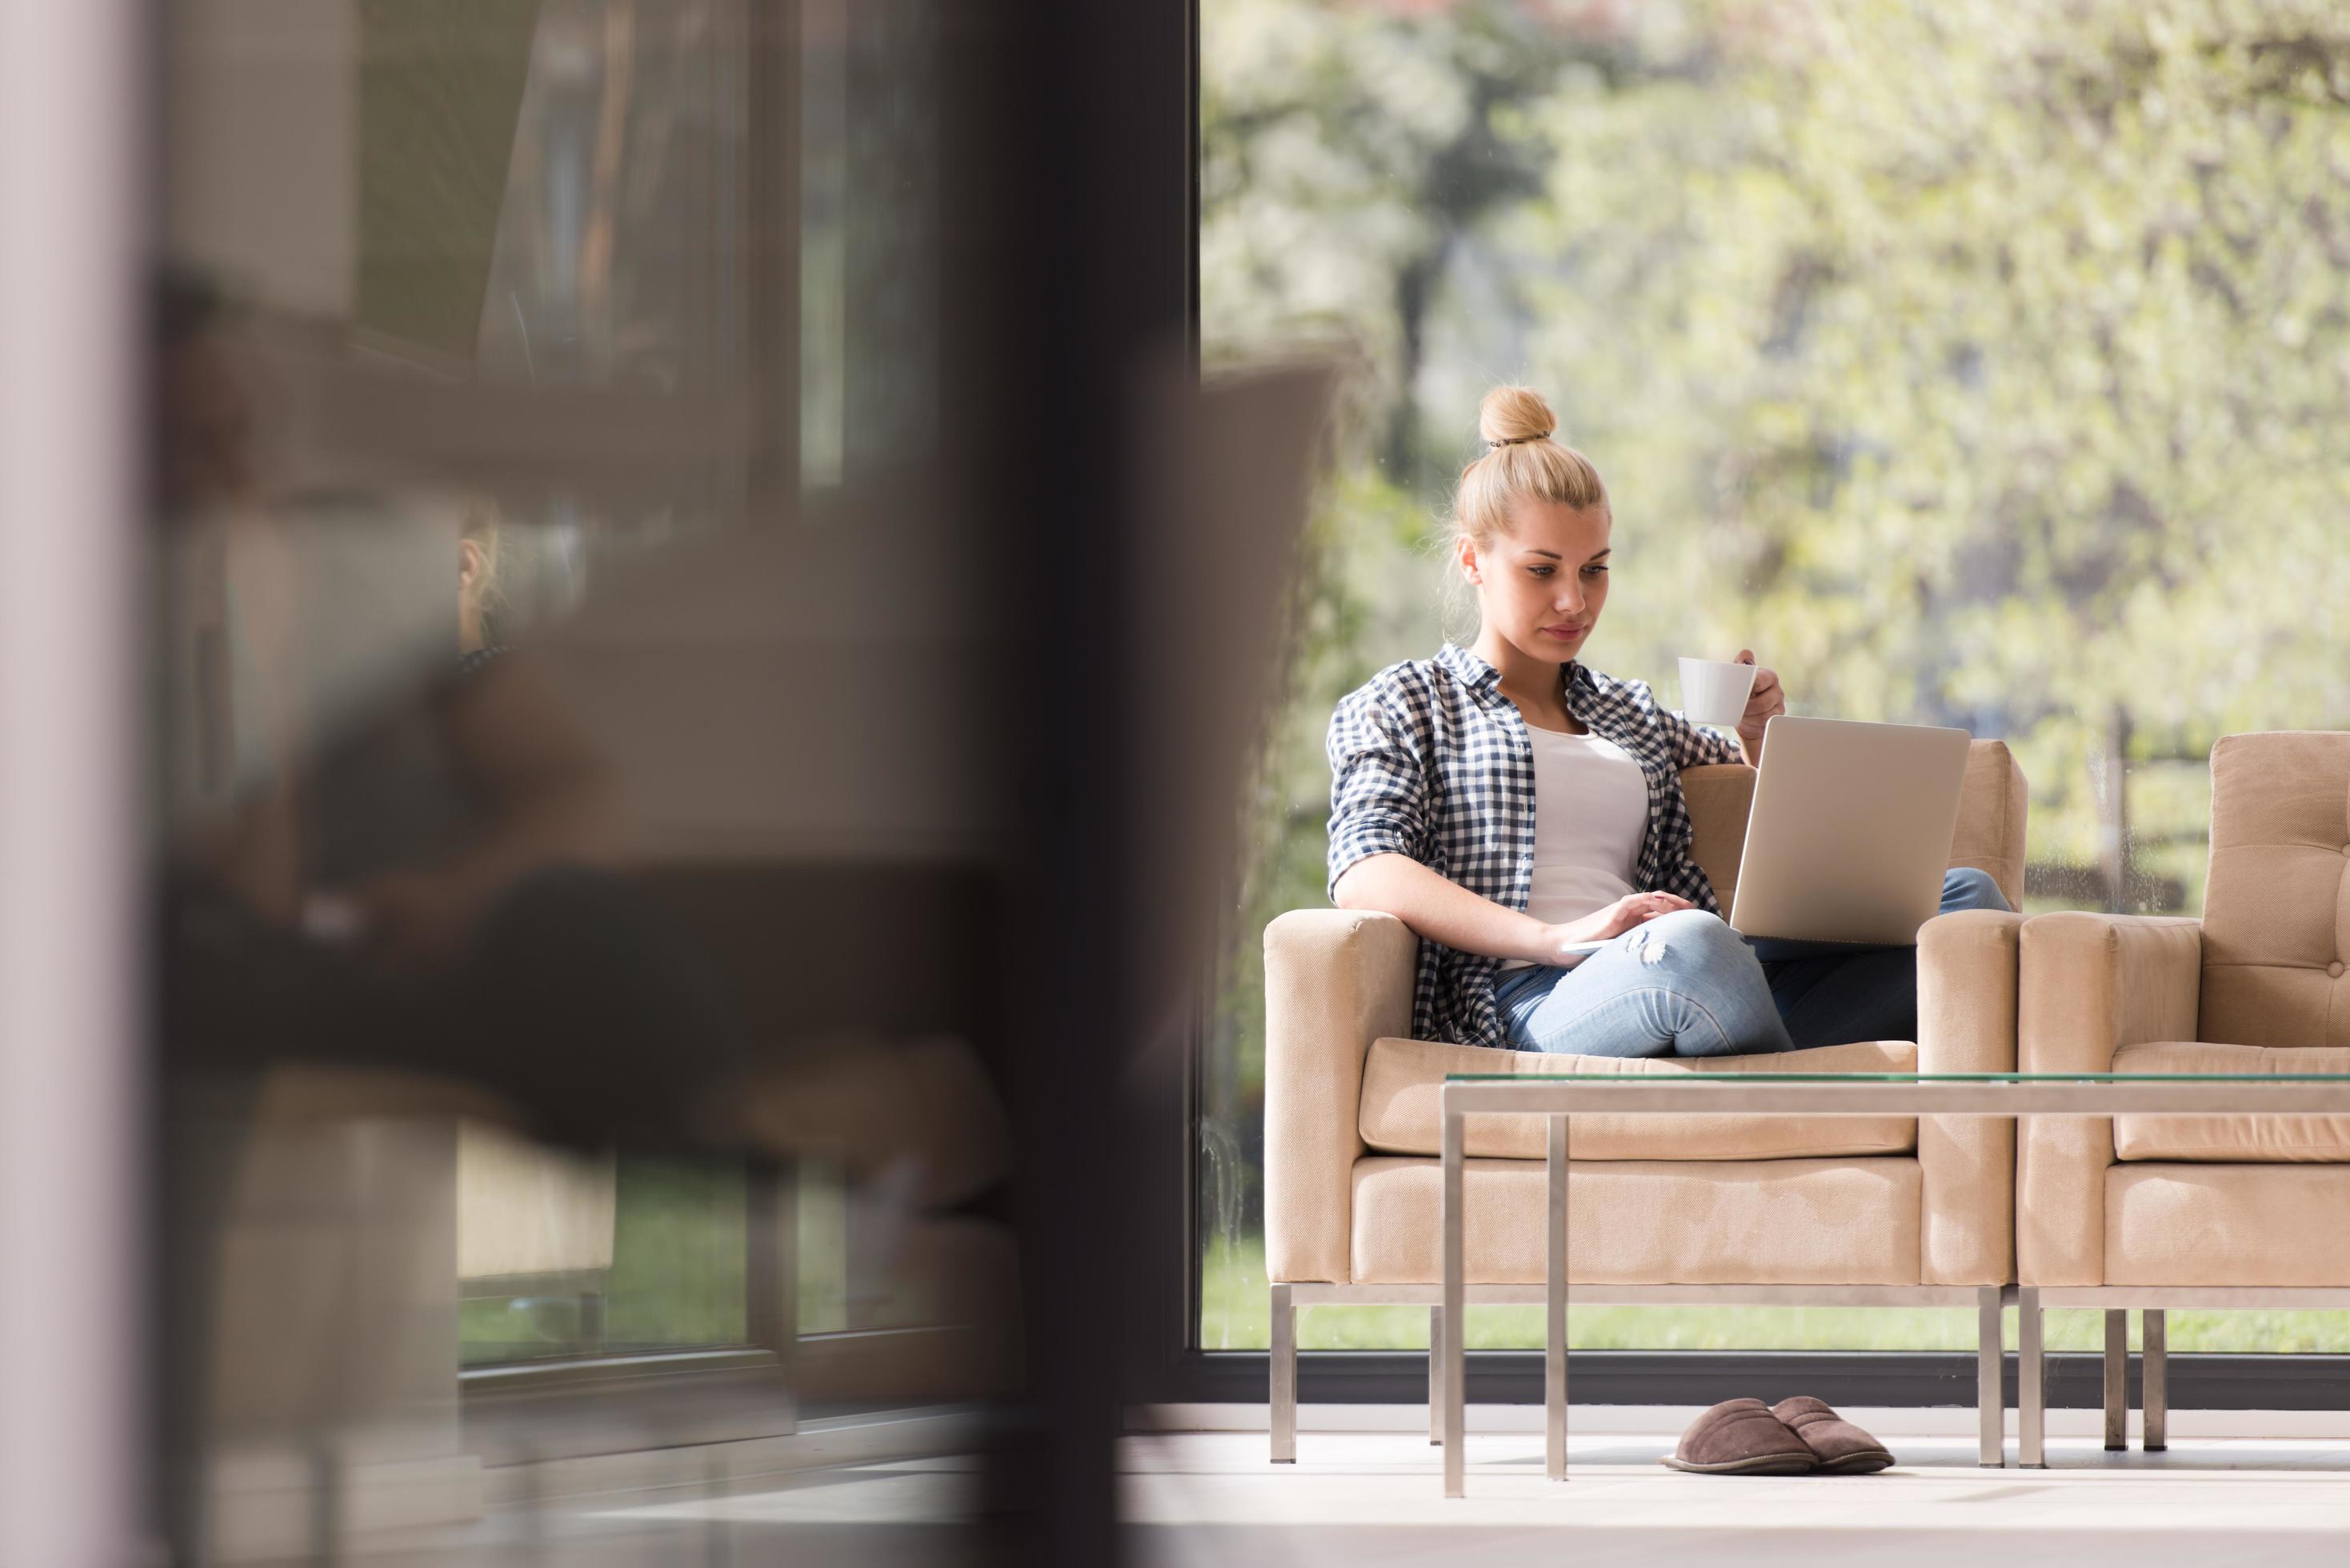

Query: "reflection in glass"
(154, 2), (1020, 1560)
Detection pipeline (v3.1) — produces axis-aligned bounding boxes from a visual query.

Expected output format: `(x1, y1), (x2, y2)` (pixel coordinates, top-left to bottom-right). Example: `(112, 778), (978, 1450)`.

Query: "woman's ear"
(458, 537), (485, 592)
(1455, 532), (1482, 586)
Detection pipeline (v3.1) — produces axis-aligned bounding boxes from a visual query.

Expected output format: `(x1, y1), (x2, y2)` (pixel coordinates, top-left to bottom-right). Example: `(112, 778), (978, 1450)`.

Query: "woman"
(1326, 385), (2008, 1057)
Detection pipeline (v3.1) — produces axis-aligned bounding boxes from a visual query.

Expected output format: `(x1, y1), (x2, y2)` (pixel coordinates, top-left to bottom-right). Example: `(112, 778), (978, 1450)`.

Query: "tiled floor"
(310, 1422), (2350, 1566)
(1122, 1430), (2350, 1566)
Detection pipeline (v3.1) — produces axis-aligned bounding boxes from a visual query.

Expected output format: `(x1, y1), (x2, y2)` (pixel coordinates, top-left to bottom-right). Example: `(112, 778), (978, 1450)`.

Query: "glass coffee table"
(1435, 1070), (2350, 1498)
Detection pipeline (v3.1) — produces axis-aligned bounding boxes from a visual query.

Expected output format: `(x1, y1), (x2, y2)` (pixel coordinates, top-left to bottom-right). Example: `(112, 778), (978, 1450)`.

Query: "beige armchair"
(2015, 730), (2350, 1464)
(1264, 740), (2029, 1462)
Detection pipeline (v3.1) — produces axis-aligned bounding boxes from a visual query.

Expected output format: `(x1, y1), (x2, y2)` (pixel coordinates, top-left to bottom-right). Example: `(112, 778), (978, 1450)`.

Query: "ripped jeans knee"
(1621, 909), (1743, 969)
(1501, 909), (1792, 1058)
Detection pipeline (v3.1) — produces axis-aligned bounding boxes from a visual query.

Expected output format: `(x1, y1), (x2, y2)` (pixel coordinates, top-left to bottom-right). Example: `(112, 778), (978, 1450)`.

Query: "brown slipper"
(1660, 1398), (1819, 1474)
(1770, 1396), (1894, 1474)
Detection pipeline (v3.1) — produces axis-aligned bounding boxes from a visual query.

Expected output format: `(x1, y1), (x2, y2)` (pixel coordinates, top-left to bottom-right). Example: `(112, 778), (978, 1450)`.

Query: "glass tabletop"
(1443, 1070), (2350, 1082)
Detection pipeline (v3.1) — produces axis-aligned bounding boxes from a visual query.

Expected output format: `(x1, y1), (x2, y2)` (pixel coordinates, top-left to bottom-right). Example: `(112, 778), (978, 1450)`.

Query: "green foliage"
(1502, 0), (2350, 749)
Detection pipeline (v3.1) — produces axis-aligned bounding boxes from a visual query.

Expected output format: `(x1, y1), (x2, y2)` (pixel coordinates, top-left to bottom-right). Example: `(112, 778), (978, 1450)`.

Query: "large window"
(1198, 0), (2350, 1354)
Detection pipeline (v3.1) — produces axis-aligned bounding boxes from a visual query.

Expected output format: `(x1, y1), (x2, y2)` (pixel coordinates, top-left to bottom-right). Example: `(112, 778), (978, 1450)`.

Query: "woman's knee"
(1942, 866), (2010, 914)
(1623, 908), (1739, 962)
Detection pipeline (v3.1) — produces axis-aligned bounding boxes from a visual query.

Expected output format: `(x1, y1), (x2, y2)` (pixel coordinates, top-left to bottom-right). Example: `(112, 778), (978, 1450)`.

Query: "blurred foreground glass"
(153, 2), (1023, 1562)
(1199, 0), (2350, 1352)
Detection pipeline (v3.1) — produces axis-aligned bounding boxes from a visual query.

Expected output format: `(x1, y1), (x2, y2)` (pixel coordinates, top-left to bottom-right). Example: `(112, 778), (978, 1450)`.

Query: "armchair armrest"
(2016, 912), (2204, 1285)
(1263, 909), (1417, 1286)
(1916, 909), (2024, 1284)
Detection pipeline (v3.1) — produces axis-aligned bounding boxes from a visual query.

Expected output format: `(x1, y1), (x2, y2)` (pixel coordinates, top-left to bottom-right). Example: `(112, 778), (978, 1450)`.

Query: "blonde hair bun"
(1477, 384), (1556, 448)
(1451, 382), (1607, 546)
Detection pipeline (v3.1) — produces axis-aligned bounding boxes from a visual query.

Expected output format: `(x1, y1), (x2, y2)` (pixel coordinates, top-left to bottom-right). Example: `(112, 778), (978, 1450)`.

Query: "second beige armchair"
(2015, 730), (2350, 1464)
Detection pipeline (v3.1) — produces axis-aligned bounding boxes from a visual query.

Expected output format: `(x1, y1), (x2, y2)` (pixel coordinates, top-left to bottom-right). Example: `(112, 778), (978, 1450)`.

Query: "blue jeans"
(1494, 868), (2011, 1057)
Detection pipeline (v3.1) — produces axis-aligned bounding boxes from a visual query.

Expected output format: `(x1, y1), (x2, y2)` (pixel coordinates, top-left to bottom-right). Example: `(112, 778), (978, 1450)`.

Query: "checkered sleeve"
(1324, 684), (1432, 900)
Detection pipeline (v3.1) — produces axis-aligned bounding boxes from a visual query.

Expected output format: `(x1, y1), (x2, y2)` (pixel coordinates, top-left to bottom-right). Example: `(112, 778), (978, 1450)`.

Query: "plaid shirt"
(1324, 641), (1743, 1049)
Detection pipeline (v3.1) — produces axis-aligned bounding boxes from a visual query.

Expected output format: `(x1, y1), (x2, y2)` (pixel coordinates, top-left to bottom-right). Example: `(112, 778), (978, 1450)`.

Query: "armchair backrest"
(1679, 738), (2029, 915)
(2199, 731), (2350, 1049)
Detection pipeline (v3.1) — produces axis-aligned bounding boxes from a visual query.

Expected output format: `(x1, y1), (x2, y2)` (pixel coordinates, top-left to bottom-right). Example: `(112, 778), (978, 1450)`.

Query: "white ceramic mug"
(1677, 656), (1757, 727)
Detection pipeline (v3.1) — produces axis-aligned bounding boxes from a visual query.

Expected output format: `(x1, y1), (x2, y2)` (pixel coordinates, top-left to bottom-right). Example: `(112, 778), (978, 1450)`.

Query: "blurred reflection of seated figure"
(166, 502), (743, 1153)
(160, 278), (1011, 1176)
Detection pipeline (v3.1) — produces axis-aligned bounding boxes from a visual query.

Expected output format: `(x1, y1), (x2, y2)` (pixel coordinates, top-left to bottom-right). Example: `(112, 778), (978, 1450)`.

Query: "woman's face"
(1459, 497), (1612, 666)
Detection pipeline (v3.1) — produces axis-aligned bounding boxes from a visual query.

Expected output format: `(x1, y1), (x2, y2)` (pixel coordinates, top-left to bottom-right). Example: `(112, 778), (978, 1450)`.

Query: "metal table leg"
(2104, 1308), (2128, 1450)
(1976, 1286), (2004, 1467)
(2018, 1286), (2047, 1468)
(1546, 1114), (1567, 1482)
(1427, 1306), (1443, 1446)
(2143, 1309), (2168, 1452)
(1442, 1095), (1466, 1498)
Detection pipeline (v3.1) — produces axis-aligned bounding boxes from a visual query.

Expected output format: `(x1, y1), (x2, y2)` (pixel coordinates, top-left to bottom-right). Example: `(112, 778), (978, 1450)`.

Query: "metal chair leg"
(1442, 1106), (1467, 1498)
(2144, 1309), (2168, 1452)
(1545, 1114), (1567, 1482)
(1427, 1306), (1443, 1446)
(2104, 1308), (2128, 1450)
(1270, 1283), (1296, 1463)
(1976, 1286), (2005, 1467)
(2018, 1287), (2047, 1468)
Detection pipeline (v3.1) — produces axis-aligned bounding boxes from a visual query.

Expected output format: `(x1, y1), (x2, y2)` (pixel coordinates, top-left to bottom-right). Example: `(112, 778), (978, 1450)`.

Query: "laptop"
(1727, 715), (1972, 946)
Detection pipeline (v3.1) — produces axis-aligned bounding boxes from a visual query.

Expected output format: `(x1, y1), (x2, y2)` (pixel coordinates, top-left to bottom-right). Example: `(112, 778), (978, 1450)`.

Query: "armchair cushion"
(2109, 1041), (2350, 1162)
(1356, 1036), (1919, 1162)
(1350, 1155), (1922, 1286)
(2107, 1163), (2350, 1286)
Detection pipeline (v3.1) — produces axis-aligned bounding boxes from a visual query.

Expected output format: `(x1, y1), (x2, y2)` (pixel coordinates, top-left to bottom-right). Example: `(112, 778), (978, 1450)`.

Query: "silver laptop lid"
(1727, 715), (1972, 946)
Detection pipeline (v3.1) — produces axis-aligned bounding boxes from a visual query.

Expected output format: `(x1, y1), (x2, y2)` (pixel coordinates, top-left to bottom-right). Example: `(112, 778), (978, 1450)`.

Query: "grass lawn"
(1201, 1231), (2350, 1354)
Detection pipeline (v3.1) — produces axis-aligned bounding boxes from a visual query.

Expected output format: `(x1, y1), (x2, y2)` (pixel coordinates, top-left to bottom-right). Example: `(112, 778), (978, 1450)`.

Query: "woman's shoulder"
(1333, 655), (1461, 725)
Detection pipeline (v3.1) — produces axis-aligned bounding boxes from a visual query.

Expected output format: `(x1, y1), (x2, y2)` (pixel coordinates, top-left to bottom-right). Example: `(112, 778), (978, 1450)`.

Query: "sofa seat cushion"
(1350, 1154), (1921, 1285)
(1358, 1036), (1920, 1162)
(2107, 1162), (2350, 1286)
(2111, 1042), (2350, 1162)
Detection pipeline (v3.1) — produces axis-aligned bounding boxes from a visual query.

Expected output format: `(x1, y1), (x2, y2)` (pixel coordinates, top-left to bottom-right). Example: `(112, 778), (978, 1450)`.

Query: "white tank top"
(1496, 726), (1650, 970)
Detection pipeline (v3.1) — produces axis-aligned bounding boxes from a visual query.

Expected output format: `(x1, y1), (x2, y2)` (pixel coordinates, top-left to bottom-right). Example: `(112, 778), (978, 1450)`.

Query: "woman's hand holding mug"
(1732, 648), (1785, 762)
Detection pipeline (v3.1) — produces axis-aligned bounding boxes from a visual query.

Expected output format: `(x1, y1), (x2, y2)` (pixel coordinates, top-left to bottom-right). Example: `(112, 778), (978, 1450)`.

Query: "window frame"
(1157, 0), (2350, 1415)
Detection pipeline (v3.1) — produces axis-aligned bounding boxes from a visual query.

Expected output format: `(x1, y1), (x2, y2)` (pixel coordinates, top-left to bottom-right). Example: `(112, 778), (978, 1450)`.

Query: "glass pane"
(150, 0), (1025, 1548)
(157, 0), (801, 1381)
(1199, 0), (2350, 1351)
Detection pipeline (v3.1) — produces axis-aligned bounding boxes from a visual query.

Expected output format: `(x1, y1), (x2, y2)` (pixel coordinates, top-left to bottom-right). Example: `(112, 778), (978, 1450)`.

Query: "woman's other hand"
(1541, 891), (1694, 959)
(1734, 648), (1784, 764)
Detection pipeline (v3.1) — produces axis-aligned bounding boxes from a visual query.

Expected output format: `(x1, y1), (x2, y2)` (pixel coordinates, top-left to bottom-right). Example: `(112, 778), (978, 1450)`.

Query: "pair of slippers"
(1663, 1396), (1894, 1475)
